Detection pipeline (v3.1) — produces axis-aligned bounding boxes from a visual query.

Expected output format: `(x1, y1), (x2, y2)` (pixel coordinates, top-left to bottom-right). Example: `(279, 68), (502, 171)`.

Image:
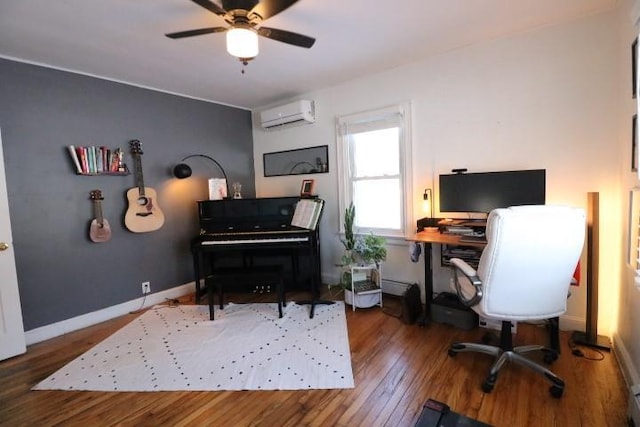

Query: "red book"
(76, 146), (88, 173)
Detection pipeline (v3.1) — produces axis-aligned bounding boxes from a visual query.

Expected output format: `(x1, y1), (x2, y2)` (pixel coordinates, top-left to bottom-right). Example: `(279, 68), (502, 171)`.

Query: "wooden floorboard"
(0, 290), (629, 427)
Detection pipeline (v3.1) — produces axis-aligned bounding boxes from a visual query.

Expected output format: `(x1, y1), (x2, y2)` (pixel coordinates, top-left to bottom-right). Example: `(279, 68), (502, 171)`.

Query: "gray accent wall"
(0, 58), (255, 330)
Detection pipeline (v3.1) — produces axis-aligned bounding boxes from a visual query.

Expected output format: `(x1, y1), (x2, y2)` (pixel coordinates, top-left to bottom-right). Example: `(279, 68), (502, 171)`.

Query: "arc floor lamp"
(173, 154), (230, 200)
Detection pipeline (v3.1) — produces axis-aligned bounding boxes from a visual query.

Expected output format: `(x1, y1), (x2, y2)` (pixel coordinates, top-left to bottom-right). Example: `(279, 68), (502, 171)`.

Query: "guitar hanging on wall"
(89, 189), (111, 243)
(124, 140), (165, 233)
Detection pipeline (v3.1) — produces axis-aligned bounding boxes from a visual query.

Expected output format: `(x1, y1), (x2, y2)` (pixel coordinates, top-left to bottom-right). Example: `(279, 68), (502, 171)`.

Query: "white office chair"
(448, 205), (585, 398)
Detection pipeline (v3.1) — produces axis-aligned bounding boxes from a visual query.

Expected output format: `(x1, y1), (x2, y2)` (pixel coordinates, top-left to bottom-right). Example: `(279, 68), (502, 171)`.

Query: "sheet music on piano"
(291, 198), (324, 230)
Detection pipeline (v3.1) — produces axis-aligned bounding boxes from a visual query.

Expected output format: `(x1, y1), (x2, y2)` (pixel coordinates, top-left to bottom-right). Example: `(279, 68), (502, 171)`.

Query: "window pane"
(352, 128), (399, 177)
(353, 179), (401, 229)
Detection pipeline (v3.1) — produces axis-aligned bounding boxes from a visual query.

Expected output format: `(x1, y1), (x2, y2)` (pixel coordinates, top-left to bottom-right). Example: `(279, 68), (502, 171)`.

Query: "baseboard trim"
(559, 314), (585, 333)
(612, 332), (640, 387)
(25, 282), (194, 346)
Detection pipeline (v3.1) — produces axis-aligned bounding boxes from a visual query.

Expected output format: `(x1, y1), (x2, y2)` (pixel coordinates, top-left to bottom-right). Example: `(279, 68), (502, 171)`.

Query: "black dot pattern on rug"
(33, 302), (354, 392)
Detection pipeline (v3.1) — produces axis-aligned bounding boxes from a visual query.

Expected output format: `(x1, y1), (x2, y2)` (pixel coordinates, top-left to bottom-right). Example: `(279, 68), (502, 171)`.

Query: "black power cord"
(568, 336), (605, 361)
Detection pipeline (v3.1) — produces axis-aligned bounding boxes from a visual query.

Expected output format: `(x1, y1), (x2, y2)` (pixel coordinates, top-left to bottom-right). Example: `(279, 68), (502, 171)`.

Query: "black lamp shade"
(173, 163), (193, 179)
(172, 154), (230, 198)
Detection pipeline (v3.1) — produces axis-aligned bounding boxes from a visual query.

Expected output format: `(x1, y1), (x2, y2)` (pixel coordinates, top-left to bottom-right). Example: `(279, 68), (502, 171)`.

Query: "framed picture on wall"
(300, 179), (315, 197)
(634, 114), (638, 173)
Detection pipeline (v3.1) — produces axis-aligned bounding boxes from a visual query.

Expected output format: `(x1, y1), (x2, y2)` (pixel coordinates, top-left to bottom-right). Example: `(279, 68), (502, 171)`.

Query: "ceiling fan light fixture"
(226, 27), (259, 59)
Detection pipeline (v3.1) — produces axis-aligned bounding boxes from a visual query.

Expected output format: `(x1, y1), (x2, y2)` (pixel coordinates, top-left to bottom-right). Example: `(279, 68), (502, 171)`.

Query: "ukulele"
(124, 140), (165, 233)
(89, 189), (112, 243)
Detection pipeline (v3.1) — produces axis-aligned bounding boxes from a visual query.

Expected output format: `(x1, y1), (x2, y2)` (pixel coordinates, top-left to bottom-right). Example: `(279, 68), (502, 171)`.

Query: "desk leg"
(418, 242), (433, 326)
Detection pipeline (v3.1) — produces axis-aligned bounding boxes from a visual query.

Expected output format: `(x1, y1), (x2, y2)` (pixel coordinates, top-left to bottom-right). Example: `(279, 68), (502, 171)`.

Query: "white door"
(0, 127), (26, 360)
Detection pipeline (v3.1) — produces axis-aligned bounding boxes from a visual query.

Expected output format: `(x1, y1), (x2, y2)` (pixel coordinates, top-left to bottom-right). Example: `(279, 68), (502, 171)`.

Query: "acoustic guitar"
(124, 140), (165, 233)
(89, 189), (111, 243)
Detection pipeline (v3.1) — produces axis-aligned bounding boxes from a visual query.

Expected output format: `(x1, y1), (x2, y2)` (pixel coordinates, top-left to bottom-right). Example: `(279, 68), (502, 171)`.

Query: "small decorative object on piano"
(300, 179), (315, 197)
(208, 178), (228, 200)
(232, 182), (242, 199)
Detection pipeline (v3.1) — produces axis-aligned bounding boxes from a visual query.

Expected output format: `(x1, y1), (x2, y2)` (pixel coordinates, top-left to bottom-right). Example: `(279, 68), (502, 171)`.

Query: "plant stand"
(343, 264), (382, 311)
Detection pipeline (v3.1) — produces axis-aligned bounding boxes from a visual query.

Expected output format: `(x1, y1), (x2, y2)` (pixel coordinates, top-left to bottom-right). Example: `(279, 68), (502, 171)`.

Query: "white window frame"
(336, 102), (413, 239)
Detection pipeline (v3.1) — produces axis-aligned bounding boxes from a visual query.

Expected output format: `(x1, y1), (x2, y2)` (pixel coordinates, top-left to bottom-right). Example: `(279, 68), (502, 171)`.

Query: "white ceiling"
(0, 0), (617, 110)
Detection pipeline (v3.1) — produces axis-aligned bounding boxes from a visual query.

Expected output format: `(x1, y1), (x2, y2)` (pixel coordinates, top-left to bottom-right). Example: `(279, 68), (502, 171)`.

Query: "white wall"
(252, 10), (621, 336)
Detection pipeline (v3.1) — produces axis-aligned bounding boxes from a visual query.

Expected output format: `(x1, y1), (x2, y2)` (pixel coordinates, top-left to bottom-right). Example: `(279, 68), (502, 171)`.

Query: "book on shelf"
(87, 147), (95, 173)
(96, 146), (103, 172)
(67, 145), (82, 173)
(78, 147), (88, 173)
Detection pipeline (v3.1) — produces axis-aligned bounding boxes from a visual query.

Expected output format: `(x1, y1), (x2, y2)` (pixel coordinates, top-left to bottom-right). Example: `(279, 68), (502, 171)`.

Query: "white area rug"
(33, 302), (354, 392)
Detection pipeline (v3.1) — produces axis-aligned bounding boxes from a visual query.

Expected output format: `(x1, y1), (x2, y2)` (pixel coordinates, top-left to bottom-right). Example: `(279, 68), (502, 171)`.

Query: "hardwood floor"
(0, 291), (629, 426)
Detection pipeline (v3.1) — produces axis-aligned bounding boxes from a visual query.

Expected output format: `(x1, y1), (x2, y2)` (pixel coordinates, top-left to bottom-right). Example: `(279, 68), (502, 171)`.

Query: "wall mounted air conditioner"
(260, 100), (315, 129)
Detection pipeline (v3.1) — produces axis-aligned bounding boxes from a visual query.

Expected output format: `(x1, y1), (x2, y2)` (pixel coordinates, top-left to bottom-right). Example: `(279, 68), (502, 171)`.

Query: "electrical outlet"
(141, 281), (151, 294)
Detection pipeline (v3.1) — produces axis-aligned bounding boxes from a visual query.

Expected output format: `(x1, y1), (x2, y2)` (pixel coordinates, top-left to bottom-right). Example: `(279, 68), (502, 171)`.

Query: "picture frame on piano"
(300, 179), (315, 197)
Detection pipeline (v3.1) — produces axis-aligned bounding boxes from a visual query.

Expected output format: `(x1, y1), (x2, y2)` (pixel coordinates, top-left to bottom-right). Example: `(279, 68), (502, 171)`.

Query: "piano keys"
(200, 235), (310, 246)
(198, 228), (311, 250)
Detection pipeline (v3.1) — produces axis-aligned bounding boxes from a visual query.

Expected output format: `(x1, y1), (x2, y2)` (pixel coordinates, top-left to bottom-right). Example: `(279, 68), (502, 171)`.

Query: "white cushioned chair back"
(476, 205), (585, 321)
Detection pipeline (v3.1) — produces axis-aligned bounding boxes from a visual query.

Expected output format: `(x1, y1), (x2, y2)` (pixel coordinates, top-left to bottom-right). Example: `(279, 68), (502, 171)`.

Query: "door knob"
(0, 242), (9, 251)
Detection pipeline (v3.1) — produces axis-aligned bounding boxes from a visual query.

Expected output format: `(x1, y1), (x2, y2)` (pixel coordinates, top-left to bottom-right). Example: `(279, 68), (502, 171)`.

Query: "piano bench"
(208, 265), (285, 321)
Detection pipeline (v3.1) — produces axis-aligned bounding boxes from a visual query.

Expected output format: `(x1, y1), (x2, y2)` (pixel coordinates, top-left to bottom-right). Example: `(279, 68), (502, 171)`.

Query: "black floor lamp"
(571, 192), (610, 350)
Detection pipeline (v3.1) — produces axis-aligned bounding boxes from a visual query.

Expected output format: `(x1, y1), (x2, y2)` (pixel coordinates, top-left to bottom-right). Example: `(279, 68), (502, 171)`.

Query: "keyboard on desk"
(458, 234), (487, 244)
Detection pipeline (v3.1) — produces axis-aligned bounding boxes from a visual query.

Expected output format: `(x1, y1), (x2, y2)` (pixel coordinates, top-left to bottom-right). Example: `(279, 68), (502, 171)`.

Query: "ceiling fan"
(165, 0), (316, 66)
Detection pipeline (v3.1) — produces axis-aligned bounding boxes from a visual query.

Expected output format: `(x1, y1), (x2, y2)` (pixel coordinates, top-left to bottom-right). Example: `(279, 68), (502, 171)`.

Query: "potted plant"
(337, 203), (387, 308)
(340, 202), (357, 265)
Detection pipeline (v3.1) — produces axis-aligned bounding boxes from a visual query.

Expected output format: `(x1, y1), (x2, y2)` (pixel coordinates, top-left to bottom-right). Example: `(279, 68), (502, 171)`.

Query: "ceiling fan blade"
(257, 26), (315, 48)
(190, 0), (227, 16)
(165, 27), (226, 39)
(250, 0), (299, 20)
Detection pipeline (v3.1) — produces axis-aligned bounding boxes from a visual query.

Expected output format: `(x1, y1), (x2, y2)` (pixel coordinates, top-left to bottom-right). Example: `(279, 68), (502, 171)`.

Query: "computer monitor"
(438, 169), (546, 214)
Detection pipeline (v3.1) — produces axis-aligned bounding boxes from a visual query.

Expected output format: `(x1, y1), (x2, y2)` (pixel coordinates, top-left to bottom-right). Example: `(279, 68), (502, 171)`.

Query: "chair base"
(448, 321), (564, 398)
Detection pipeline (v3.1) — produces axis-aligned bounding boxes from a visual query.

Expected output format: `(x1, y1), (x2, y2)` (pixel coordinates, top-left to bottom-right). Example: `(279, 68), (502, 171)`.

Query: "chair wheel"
(481, 380), (494, 393)
(482, 374), (497, 393)
(550, 385), (564, 398)
(448, 343), (465, 357)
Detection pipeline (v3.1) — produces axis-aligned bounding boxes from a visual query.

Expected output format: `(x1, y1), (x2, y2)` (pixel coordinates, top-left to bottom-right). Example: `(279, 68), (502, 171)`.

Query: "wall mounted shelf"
(76, 165), (130, 176)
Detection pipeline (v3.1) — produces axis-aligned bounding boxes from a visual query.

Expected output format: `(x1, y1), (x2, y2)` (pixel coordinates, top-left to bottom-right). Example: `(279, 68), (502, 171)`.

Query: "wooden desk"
(410, 230), (486, 248)
(407, 231), (486, 323)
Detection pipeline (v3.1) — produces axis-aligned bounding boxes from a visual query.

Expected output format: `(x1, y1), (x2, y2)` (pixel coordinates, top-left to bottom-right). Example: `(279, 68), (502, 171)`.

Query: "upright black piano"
(191, 196), (322, 302)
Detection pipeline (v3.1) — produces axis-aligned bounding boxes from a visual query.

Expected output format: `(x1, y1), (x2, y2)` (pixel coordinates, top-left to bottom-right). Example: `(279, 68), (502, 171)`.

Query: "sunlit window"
(336, 103), (412, 238)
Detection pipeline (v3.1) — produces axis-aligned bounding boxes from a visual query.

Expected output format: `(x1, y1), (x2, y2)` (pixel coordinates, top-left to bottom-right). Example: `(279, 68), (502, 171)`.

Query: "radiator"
(630, 384), (640, 426)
